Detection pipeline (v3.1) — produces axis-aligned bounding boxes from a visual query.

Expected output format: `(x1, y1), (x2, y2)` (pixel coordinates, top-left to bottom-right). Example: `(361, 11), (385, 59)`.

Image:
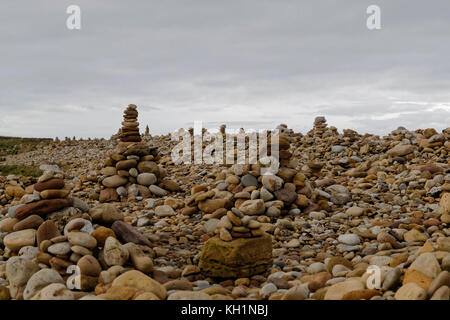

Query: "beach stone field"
(0, 105), (449, 300)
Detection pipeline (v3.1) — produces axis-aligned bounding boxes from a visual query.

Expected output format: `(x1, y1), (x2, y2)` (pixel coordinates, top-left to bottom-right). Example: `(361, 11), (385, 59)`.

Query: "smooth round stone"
(137, 173), (157, 186)
(77, 255), (102, 277)
(48, 242), (72, 255)
(63, 218), (93, 236)
(38, 170), (54, 182)
(116, 186), (128, 197)
(332, 264), (351, 277)
(285, 239), (300, 248)
(31, 283), (74, 300)
(6, 256), (40, 289)
(247, 220), (261, 229)
(307, 262), (326, 274)
(72, 197), (89, 212)
(261, 175), (283, 192)
(145, 199), (157, 209)
(216, 182), (228, 191)
(250, 190), (260, 200)
(309, 211), (326, 219)
(102, 175), (128, 188)
(71, 245), (92, 256)
(260, 283), (277, 298)
(394, 283), (426, 300)
(241, 174), (258, 187)
(129, 168), (138, 178)
(260, 187), (274, 201)
(204, 219), (219, 234)
(266, 206), (280, 217)
(346, 206), (364, 217)
(155, 205), (175, 217)
(13, 215), (44, 231)
(225, 175), (240, 185)
(331, 145), (347, 153)
(193, 280), (210, 290)
(67, 232), (97, 249)
(338, 234), (361, 245)
(101, 167), (117, 176)
(23, 269), (64, 300)
(0, 218), (19, 233)
(3, 229), (36, 251)
(104, 237), (129, 266)
(20, 193), (41, 204)
(168, 291), (211, 300)
(369, 256), (393, 266)
(337, 244), (360, 253)
(50, 235), (67, 243)
(149, 185), (168, 196)
(383, 268), (402, 290)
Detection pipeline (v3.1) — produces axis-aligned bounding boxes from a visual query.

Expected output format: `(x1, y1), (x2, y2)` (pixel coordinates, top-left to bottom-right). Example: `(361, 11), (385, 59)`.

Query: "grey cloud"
(1, 1), (449, 138)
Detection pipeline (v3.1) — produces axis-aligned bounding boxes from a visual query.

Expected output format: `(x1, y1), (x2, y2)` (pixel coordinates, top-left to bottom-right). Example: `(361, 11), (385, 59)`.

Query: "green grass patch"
(0, 136), (52, 156)
(0, 165), (43, 177)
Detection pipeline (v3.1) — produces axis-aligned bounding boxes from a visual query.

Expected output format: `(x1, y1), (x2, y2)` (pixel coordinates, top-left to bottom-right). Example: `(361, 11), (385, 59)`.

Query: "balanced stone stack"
(197, 132), (314, 278)
(277, 133), (294, 166)
(9, 169), (73, 222)
(311, 116), (328, 137)
(214, 204), (266, 241)
(0, 168), (89, 263)
(144, 125), (150, 137)
(1, 183), (158, 299)
(99, 142), (165, 202)
(96, 104), (180, 202)
(120, 104), (141, 143)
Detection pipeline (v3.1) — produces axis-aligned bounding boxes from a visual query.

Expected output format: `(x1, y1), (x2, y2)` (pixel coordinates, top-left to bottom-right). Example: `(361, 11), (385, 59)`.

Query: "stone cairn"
(98, 105), (170, 203)
(5, 167), (75, 225)
(310, 116), (328, 137)
(306, 116), (338, 140)
(1, 167), (159, 300)
(196, 130), (314, 278)
(120, 104), (141, 143)
(144, 125), (150, 137)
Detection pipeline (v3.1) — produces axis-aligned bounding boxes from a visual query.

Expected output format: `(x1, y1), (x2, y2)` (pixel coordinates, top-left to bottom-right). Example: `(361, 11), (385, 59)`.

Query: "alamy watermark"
(66, 5), (380, 31)
(66, 5), (81, 30)
(367, 5), (381, 30)
(171, 121), (280, 176)
(366, 265), (382, 289)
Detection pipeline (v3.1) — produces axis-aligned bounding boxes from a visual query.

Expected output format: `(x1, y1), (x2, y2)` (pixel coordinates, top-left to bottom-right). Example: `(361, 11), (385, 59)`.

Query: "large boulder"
(199, 233), (273, 278)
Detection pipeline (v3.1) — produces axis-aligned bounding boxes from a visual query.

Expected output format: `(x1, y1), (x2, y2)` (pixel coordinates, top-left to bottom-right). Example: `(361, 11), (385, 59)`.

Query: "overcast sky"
(0, 0), (449, 138)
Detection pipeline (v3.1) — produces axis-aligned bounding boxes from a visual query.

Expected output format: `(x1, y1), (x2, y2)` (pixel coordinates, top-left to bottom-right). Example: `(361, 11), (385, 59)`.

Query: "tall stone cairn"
(120, 104), (141, 142)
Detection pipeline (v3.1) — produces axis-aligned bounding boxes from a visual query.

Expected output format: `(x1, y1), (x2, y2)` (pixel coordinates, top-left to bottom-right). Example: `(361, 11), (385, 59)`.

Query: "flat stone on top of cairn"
(120, 104), (141, 143)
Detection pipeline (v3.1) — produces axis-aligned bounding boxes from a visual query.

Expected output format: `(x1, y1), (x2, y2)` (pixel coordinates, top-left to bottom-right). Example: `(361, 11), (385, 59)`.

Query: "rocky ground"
(0, 118), (449, 300)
